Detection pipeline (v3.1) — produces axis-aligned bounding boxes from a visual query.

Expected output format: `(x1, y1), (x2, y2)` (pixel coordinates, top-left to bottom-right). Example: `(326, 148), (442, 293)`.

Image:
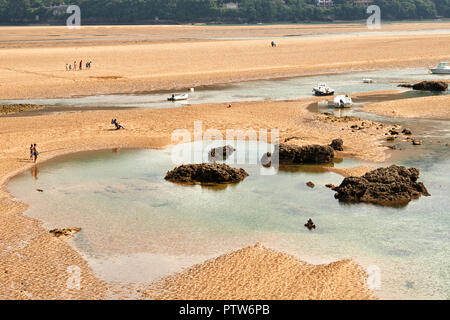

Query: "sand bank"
(0, 26), (449, 99)
(0, 97), (390, 299)
(144, 244), (374, 300)
(364, 95), (450, 120)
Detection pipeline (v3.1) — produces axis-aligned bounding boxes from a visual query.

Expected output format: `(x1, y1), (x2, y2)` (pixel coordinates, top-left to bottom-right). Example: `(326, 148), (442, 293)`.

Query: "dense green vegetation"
(0, 0), (448, 24)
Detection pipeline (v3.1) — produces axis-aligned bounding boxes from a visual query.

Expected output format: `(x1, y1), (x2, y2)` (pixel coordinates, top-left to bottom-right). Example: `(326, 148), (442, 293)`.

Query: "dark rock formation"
(208, 145), (236, 162)
(306, 181), (315, 188)
(398, 81), (448, 92)
(277, 143), (334, 165)
(165, 163), (248, 185)
(331, 165), (430, 206)
(304, 219), (316, 231)
(402, 128), (412, 135)
(330, 138), (344, 151)
(50, 228), (81, 238)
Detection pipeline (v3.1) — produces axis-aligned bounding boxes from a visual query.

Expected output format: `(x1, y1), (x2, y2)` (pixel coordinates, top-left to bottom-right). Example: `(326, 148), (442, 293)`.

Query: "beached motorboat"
(313, 83), (335, 96)
(430, 62), (450, 75)
(333, 95), (353, 108)
(168, 93), (189, 101)
(363, 78), (374, 83)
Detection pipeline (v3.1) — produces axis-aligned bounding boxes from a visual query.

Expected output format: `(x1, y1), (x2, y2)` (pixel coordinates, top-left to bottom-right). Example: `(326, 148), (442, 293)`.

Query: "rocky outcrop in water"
(398, 81), (448, 92)
(165, 163), (248, 185)
(261, 144), (335, 167)
(331, 165), (430, 206)
(208, 145), (236, 161)
(330, 139), (344, 151)
(304, 219), (316, 230)
(306, 181), (315, 188)
(49, 228), (81, 238)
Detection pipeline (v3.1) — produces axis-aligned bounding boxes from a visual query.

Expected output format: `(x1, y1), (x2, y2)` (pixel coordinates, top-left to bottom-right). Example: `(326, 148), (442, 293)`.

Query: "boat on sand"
(429, 62), (450, 75)
(313, 83), (335, 96)
(333, 95), (353, 108)
(168, 93), (189, 101)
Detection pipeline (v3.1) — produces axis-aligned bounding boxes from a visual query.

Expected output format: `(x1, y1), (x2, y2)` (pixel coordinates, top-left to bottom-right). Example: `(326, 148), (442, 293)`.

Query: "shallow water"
(1, 68), (448, 109)
(7, 139), (450, 299)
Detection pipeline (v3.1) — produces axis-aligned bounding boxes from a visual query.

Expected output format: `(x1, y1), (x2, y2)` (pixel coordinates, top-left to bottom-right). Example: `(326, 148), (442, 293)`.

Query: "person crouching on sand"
(111, 119), (124, 130)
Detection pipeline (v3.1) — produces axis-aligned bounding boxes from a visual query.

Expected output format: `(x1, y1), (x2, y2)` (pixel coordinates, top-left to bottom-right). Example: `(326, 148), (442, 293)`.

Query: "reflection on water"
(7, 139), (450, 300)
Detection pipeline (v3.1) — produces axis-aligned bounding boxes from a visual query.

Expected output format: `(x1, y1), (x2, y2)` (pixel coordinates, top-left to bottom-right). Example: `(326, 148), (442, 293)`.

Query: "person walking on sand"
(74, 61), (77, 71)
(65, 64), (68, 71)
(29, 144), (34, 160)
(79, 60), (83, 70)
(32, 144), (38, 163)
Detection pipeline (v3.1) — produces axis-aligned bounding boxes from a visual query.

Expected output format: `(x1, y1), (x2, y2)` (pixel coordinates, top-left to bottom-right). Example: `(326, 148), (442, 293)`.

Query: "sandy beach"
(0, 98), (387, 299)
(1, 22), (449, 300)
(0, 24), (449, 100)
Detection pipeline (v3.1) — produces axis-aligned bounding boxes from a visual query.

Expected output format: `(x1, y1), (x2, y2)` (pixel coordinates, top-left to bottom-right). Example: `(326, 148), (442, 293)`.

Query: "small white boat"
(363, 78), (374, 83)
(313, 83), (335, 96)
(430, 62), (450, 75)
(333, 95), (353, 108)
(168, 93), (189, 101)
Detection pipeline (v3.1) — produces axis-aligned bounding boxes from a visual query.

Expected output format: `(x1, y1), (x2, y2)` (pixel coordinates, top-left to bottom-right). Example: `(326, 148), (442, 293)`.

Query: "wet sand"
(144, 244), (375, 300)
(364, 95), (450, 120)
(0, 98), (389, 299)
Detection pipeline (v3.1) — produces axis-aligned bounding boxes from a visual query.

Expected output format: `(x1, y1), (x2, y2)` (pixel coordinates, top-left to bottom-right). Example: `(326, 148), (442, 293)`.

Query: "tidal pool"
(7, 140), (450, 299)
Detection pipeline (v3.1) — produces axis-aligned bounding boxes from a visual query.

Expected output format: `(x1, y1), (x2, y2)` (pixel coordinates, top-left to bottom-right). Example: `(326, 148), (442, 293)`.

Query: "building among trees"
(316, 0), (334, 8)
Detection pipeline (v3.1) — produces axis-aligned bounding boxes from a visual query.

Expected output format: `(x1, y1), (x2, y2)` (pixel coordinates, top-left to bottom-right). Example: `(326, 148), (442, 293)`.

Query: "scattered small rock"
(49, 228), (81, 238)
(329, 138), (344, 151)
(36, 189), (44, 193)
(389, 129), (400, 135)
(402, 128), (412, 135)
(325, 184), (335, 189)
(208, 145), (236, 162)
(386, 136), (396, 142)
(412, 139), (422, 146)
(304, 219), (316, 231)
(306, 181), (315, 188)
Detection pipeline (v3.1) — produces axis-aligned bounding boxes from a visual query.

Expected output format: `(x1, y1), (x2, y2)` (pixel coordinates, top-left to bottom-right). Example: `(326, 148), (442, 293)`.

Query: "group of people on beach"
(29, 144), (38, 163)
(65, 60), (92, 71)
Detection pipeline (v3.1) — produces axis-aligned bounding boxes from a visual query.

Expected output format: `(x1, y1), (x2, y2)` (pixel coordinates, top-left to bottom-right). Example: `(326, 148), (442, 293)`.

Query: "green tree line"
(0, 0), (448, 24)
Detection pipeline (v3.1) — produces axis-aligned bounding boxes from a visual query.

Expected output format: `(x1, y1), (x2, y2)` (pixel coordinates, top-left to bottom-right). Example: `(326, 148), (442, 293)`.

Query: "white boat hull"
(168, 93), (189, 101)
(430, 68), (450, 74)
(333, 95), (353, 108)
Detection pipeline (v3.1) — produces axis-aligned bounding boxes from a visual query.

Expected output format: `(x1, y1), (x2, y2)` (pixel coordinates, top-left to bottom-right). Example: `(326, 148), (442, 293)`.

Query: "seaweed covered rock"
(398, 81), (448, 92)
(277, 143), (335, 164)
(332, 165), (430, 206)
(330, 138), (344, 151)
(208, 145), (236, 161)
(261, 143), (334, 166)
(165, 163), (248, 185)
